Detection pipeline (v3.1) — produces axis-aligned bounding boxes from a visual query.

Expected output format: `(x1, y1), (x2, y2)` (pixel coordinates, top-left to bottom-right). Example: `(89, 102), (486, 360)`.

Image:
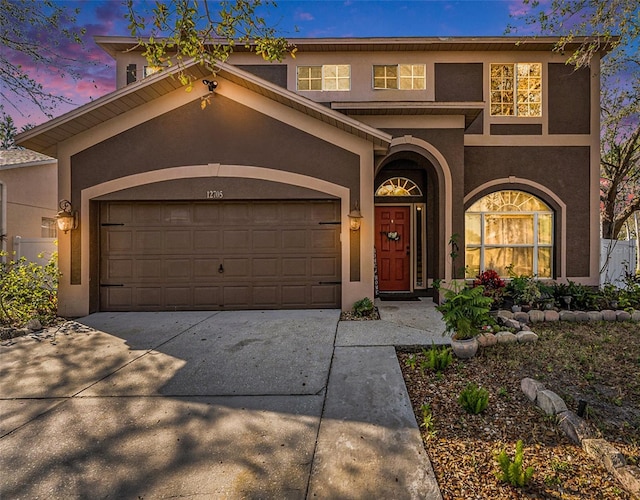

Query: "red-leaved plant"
(472, 269), (506, 308)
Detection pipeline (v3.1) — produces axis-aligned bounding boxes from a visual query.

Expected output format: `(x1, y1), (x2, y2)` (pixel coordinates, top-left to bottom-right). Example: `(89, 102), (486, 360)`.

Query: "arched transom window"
(376, 177), (422, 197)
(465, 190), (553, 278)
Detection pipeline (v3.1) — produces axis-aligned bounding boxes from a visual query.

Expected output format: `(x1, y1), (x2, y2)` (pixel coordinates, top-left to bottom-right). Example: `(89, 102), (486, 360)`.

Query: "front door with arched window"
(375, 176), (425, 292)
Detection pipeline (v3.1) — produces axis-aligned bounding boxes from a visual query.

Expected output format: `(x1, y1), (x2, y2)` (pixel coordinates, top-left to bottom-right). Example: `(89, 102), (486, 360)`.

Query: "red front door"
(375, 206), (411, 291)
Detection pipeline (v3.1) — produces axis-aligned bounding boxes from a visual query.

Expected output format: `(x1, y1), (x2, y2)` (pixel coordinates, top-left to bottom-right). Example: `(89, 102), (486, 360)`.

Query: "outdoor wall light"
(202, 79), (218, 92)
(56, 199), (78, 233)
(348, 201), (363, 231)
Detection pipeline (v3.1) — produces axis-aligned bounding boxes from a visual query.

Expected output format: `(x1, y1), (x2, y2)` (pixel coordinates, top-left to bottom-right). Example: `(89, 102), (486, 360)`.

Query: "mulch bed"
(399, 321), (639, 499)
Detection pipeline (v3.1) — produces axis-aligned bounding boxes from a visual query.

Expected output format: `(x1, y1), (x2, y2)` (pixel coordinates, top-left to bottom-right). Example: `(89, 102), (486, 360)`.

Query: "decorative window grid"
(297, 65), (350, 91)
(490, 63), (542, 117)
(465, 190), (553, 278)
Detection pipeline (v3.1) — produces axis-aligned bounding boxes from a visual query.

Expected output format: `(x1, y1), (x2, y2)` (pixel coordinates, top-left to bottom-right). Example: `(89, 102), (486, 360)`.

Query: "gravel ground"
(399, 321), (639, 499)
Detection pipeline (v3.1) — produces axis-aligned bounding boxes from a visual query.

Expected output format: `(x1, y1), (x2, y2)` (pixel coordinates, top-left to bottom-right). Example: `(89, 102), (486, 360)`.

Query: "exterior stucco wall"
(464, 146), (592, 278)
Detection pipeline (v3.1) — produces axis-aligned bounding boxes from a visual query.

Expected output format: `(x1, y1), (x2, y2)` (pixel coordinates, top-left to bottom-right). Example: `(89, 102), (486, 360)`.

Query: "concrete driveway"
(0, 307), (442, 499)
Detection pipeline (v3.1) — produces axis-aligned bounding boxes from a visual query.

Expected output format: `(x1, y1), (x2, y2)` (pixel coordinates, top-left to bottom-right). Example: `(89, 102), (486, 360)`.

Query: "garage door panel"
(252, 230), (278, 249)
(312, 285), (340, 307)
(106, 259), (133, 280)
(100, 200), (340, 310)
(312, 230), (339, 249)
(137, 259), (163, 279)
(194, 230), (220, 251)
(136, 287), (162, 307)
(134, 204), (164, 224)
(282, 285), (308, 306)
(224, 258), (250, 277)
(223, 203), (251, 223)
(136, 231), (163, 253)
(311, 257), (339, 278)
(101, 287), (132, 309)
(165, 287), (191, 307)
(252, 258), (279, 277)
(253, 286), (279, 307)
(282, 229), (306, 249)
(165, 259), (191, 278)
(223, 230), (250, 250)
(193, 204), (221, 223)
(164, 230), (192, 250)
(194, 258), (221, 277)
(163, 205), (191, 224)
(105, 231), (133, 252)
(282, 258), (307, 277)
(194, 286), (220, 307)
(224, 286), (251, 307)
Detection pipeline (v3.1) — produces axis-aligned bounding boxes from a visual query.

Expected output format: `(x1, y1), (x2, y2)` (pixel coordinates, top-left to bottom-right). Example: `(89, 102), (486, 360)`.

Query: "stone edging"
(498, 309), (640, 324)
(521, 377), (640, 499)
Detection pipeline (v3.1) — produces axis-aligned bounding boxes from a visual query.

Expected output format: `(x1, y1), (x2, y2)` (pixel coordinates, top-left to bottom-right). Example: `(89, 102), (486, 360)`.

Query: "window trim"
(490, 62), (542, 117)
(372, 64), (426, 90)
(296, 64), (351, 91)
(465, 191), (553, 278)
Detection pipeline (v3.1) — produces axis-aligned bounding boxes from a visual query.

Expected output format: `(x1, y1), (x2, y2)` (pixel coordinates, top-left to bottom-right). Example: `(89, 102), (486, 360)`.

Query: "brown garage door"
(100, 200), (341, 311)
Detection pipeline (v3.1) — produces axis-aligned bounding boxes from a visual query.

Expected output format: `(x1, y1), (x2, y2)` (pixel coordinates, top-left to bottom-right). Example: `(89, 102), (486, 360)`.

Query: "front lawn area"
(399, 321), (639, 499)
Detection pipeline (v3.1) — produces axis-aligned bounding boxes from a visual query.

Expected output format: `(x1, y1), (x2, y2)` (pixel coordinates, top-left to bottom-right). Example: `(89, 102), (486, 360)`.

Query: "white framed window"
(373, 64), (425, 90)
(465, 190), (553, 278)
(297, 65), (350, 91)
(490, 63), (542, 116)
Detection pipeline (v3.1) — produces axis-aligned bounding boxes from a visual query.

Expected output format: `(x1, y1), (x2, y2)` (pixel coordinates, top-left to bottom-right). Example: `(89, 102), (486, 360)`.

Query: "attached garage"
(100, 200), (341, 311)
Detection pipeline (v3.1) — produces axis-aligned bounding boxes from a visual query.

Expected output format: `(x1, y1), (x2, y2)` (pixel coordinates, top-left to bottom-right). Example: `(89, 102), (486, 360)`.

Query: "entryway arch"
(375, 136), (454, 289)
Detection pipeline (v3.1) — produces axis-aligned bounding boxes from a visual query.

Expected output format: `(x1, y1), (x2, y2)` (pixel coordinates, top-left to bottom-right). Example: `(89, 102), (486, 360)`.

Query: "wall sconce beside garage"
(56, 199), (78, 233)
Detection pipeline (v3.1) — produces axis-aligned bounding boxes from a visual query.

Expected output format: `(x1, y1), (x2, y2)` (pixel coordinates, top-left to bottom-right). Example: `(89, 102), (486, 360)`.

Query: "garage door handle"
(218, 264), (224, 273)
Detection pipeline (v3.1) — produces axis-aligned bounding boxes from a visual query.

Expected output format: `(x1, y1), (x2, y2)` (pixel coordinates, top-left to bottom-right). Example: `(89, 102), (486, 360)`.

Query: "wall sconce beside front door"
(56, 199), (78, 233)
(348, 201), (363, 231)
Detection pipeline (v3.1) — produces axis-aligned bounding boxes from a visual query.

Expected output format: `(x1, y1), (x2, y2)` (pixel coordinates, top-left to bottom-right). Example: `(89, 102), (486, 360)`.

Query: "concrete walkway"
(0, 299), (445, 499)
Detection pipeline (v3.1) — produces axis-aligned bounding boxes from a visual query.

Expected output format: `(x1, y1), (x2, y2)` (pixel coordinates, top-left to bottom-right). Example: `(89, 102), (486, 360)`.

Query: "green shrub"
(353, 297), (374, 317)
(495, 440), (535, 487)
(0, 252), (58, 325)
(420, 344), (453, 374)
(436, 284), (493, 339)
(458, 383), (489, 414)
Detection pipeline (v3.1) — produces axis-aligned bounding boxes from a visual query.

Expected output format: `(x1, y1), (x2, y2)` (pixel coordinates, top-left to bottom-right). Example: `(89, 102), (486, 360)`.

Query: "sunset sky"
(6, 0), (537, 129)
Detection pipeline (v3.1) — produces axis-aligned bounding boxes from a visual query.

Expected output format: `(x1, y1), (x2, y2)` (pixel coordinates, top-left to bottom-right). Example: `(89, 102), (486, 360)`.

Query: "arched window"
(375, 177), (422, 197)
(465, 190), (553, 278)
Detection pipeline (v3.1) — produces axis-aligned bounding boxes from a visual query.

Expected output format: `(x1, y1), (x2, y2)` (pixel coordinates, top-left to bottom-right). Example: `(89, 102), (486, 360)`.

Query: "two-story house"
(17, 36), (606, 316)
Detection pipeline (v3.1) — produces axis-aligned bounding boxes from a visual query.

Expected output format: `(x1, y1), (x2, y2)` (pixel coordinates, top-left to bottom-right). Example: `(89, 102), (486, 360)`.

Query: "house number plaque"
(206, 190), (224, 199)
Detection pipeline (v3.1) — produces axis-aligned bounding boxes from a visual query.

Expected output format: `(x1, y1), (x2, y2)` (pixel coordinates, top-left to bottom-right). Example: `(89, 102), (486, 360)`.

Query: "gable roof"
(16, 59), (392, 157)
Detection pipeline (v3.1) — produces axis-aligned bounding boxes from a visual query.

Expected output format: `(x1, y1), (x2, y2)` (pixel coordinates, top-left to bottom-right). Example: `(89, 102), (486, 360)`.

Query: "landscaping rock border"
(495, 308), (640, 324)
(521, 377), (640, 499)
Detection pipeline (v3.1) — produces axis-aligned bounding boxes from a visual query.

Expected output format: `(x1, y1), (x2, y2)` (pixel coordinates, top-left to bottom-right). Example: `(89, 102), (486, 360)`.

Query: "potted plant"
(436, 283), (494, 358)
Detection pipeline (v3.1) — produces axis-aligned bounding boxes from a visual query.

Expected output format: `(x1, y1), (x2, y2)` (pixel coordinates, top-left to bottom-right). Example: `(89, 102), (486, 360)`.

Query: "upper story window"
(490, 63), (542, 117)
(297, 65), (350, 91)
(373, 64), (425, 90)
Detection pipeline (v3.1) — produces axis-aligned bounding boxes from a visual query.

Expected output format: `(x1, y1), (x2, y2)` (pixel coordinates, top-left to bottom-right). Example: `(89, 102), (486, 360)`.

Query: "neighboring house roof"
(0, 149), (56, 170)
(16, 59), (392, 156)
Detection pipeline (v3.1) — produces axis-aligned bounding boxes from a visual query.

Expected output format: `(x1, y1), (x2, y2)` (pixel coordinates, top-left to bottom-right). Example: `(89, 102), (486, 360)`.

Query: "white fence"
(10, 236), (57, 265)
(600, 238), (637, 288)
